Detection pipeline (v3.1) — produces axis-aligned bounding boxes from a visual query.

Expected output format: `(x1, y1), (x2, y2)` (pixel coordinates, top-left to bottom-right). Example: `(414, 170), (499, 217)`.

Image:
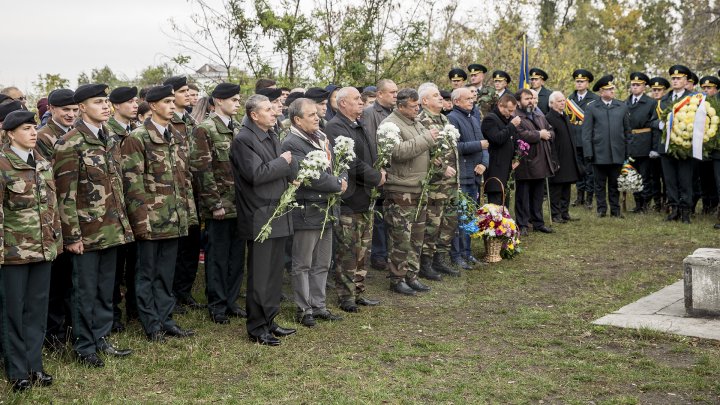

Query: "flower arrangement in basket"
(470, 203), (520, 262)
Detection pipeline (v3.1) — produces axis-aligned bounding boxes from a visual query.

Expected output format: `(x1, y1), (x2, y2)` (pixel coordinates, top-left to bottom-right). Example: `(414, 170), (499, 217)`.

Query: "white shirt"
(151, 119), (170, 138)
(11, 145), (33, 163)
(577, 90), (588, 101)
(114, 116), (131, 132)
(84, 121), (101, 137)
(52, 119), (70, 133)
(215, 112), (231, 128)
(672, 91), (684, 100)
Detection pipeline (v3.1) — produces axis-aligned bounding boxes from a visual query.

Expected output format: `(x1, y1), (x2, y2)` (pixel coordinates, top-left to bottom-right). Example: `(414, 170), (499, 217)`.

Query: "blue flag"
(518, 34), (530, 90)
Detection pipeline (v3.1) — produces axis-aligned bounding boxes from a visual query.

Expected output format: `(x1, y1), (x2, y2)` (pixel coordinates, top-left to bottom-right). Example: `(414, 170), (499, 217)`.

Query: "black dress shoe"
(370, 257), (388, 270)
(313, 310), (343, 321)
(163, 325), (195, 338)
(714, 223), (720, 229)
(534, 225), (554, 233)
(226, 307), (247, 318)
(11, 378), (31, 392)
(98, 337), (132, 357)
(111, 320), (125, 334)
(211, 313), (230, 324)
(340, 302), (360, 313)
(391, 280), (417, 295)
(181, 296), (207, 309)
(270, 325), (297, 337)
(355, 296), (380, 306)
(248, 333), (280, 346)
(77, 352), (105, 368)
(30, 371), (53, 387)
(563, 215), (579, 221)
(552, 217), (567, 223)
(297, 314), (316, 327)
(147, 330), (166, 342)
(406, 278), (431, 292)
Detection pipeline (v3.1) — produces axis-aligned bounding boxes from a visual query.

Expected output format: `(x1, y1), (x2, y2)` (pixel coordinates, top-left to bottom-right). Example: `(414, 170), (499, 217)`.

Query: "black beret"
(629, 72), (650, 84)
(0, 94), (11, 104)
(305, 87), (329, 102)
(700, 76), (720, 88)
(145, 85), (175, 103)
(284, 91), (305, 107)
(529, 68), (548, 81)
(257, 87), (282, 101)
(73, 83), (109, 103)
(440, 90), (452, 100)
(163, 76), (188, 91)
(668, 65), (691, 78)
(689, 72), (699, 84)
(211, 83), (240, 99)
(109, 86), (138, 104)
(468, 64), (487, 74)
(0, 101), (24, 122)
(492, 70), (512, 84)
(649, 77), (670, 90)
(592, 75), (615, 92)
(448, 68), (467, 81)
(48, 89), (76, 107)
(572, 69), (594, 82)
(2, 110), (36, 131)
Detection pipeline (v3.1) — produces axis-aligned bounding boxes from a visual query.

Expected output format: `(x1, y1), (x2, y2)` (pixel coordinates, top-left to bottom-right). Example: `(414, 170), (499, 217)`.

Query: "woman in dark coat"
(545, 91), (581, 222)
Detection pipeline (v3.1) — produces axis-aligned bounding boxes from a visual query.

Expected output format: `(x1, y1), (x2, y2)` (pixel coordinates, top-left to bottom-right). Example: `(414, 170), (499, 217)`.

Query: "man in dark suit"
(546, 91), (581, 222)
(568, 69), (600, 209)
(529, 68), (552, 114)
(231, 94), (299, 346)
(481, 93), (521, 205)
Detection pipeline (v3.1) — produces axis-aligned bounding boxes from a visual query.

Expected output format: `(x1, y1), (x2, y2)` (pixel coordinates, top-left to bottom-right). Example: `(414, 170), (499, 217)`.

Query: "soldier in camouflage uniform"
(417, 83), (461, 281)
(121, 84), (197, 342)
(190, 83), (246, 324)
(468, 63), (495, 119)
(36, 89), (78, 161)
(54, 84), (134, 368)
(0, 111), (61, 391)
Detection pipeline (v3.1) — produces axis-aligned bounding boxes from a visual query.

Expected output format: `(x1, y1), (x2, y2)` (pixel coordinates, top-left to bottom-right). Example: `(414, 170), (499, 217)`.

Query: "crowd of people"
(0, 62), (718, 392)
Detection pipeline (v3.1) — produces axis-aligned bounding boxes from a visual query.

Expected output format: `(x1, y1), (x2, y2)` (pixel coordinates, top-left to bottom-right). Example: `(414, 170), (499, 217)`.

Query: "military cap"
(440, 90), (452, 100)
(529, 68), (548, 81)
(145, 85), (175, 103)
(492, 70), (512, 84)
(305, 87), (329, 102)
(689, 72), (699, 85)
(257, 87), (282, 101)
(2, 110), (36, 131)
(73, 83), (109, 103)
(700, 76), (720, 88)
(0, 101), (24, 122)
(48, 89), (76, 107)
(211, 83), (241, 99)
(668, 65), (691, 78)
(468, 64), (488, 74)
(163, 76), (188, 91)
(284, 91), (305, 107)
(649, 77), (670, 90)
(448, 68), (467, 81)
(572, 69), (594, 82)
(592, 75), (615, 92)
(109, 86), (138, 104)
(629, 72), (650, 85)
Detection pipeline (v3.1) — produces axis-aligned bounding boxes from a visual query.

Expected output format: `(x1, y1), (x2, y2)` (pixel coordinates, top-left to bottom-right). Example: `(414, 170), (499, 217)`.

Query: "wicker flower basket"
(484, 237), (503, 263)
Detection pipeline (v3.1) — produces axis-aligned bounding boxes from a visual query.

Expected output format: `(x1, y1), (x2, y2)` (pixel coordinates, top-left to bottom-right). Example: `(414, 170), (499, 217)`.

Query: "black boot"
(432, 253), (460, 277)
(666, 206), (679, 221)
(681, 208), (691, 224)
(631, 197), (645, 213)
(573, 191), (585, 207)
(585, 193), (593, 209)
(418, 255), (442, 281)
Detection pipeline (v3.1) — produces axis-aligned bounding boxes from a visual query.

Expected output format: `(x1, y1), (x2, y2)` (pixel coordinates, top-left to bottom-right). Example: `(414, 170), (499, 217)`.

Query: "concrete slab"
(593, 280), (720, 341)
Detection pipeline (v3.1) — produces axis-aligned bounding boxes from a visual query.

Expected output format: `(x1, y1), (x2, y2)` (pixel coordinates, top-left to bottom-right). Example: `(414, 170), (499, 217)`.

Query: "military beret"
(305, 87), (329, 102)
(109, 86), (138, 104)
(440, 90), (452, 100)
(689, 72), (699, 84)
(73, 83), (109, 103)
(257, 87), (282, 102)
(592, 75), (615, 92)
(284, 91), (305, 107)
(211, 83), (241, 100)
(649, 77), (670, 90)
(163, 76), (188, 91)
(355, 86), (365, 94)
(492, 70), (512, 84)
(529, 68), (548, 81)
(364, 85), (377, 92)
(572, 69), (594, 82)
(0, 101), (24, 122)
(629, 72), (650, 85)
(468, 64), (487, 74)
(2, 110), (36, 131)
(48, 89), (76, 107)
(145, 85), (175, 103)
(668, 65), (691, 78)
(448, 68), (467, 81)
(0, 94), (9, 104)
(700, 76), (720, 88)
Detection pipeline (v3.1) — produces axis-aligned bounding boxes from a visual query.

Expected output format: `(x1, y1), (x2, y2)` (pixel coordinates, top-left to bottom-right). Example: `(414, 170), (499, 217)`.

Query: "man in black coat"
(568, 69), (600, 208)
(481, 93), (521, 205)
(546, 91), (581, 222)
(231, 94), (299, 346)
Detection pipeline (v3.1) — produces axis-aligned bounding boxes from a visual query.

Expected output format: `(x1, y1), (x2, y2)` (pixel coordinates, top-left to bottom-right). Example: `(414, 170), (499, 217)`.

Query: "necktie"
(27, 153), (36, 168)
(673, 94), (678, 101)
(163, 128), (171, 143)
(578, 96), (583, 102)
(126, 125), (131, 134)
(97, 128), (106, 142)
(632, 97), (637, 105)
(228, 121), (234, 131)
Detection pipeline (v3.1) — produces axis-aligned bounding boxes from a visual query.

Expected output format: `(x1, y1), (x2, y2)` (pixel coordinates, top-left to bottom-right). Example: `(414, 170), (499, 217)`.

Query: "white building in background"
(191, 64), (230, 90)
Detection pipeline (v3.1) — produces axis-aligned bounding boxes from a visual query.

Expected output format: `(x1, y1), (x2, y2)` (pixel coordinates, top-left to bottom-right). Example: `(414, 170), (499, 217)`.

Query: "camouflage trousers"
(333, 211), (373, 303)
(384, 192), (426, 282)
(422, 187), (458, 257)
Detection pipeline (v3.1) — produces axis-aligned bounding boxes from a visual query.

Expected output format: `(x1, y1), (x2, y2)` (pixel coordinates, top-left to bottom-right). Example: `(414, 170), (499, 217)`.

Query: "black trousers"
(205, 218), (246, 316)
(0, 262), (51, 380)
(649, 157), (665, 204)
(593, 164), (622, 215)
(71, 248), (117, 356)
(246, 237), (287, 338)
(699, 160), (718, 212)
(173, 225), (201, 302)
(661, 156), (694, 209)
(575, 147), (595, 193)
(487, 191), (507, 207)
(113, 242), (137, 323)
(515, 179), (546, 228)
(136, 239), (179, 335)
(631, 156), (653, 205)
(549, 182), (572, 219)
(45, 252), (72, 346)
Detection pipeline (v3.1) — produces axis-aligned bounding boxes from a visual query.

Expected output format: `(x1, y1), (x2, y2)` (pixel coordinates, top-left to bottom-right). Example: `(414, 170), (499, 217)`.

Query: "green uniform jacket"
(382, 110), (437, 194)
(54, 121), (133, 251)
(0, 146), (62, 264)
(191, 113), (238, 218)
(121, 119), (197, 241)
(170, 111), (200, 224)
(36, 119), (67, 161)
(418, 108), (459, 188)
(106, 116), (136, 140)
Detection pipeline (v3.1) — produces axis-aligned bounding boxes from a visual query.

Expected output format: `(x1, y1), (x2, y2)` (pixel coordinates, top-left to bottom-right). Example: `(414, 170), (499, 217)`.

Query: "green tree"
(33, 73), (70, 96)
(137, 64), (175, 88)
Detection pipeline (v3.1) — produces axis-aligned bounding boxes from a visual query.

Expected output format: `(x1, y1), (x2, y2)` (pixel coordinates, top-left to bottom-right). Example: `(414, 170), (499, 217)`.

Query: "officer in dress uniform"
(529, 68), (552, 114)
(568, 69), (600, 209)
(448, 68), (467, 90)
(648, 76), (671, 211)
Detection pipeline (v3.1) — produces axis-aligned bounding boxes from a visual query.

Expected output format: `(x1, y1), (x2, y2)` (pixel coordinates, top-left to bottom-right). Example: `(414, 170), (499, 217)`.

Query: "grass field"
(2, 203), (720, 404)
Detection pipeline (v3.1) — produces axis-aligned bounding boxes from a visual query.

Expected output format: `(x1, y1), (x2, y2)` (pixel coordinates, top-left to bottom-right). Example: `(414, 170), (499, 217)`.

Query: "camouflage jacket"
(54, 121), (134, 251)
(36, 119), (68, 161)
(190, 113), (238, 218)
(106, 116), (136, 140)
(0, 146), (62, 264)
(170, 112), (197, 153)
(476, 85), (496, 119)
(418, 108), (459, 188)
(121, 119), (197, 241)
